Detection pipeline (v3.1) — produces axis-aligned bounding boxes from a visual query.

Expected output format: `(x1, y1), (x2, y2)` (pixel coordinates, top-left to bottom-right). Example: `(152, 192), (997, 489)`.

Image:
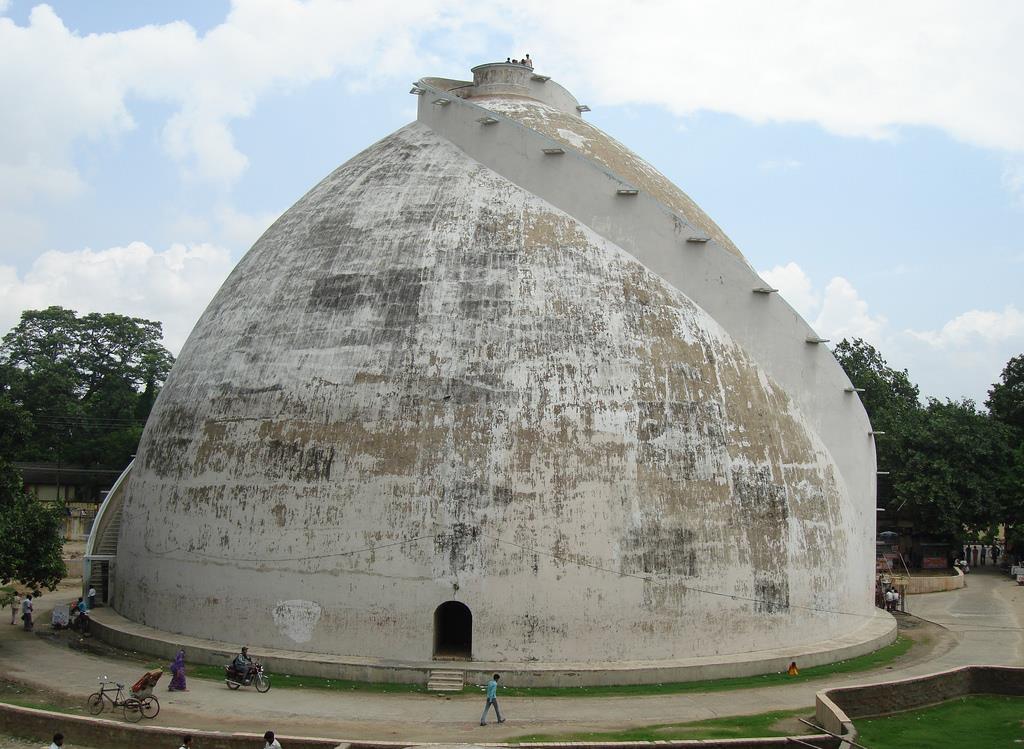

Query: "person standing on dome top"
(524, 54), (533, 68)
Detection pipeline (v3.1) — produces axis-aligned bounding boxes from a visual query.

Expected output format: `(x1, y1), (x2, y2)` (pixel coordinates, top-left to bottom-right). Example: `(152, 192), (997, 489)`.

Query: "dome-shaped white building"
(93, 63), (891, 685)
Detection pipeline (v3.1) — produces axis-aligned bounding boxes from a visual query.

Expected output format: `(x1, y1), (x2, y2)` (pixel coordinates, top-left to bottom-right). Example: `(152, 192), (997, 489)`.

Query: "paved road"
(1, 570), (1021, 742)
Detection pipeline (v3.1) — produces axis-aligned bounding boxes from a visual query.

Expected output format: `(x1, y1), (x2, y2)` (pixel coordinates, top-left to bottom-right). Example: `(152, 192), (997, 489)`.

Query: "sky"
(1, 0), (1021, 405)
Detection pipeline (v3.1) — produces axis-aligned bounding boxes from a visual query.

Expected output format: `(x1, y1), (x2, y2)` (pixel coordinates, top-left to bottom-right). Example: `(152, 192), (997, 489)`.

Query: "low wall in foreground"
(0, 701), (840, 749)
(815, 665), (1024, 746)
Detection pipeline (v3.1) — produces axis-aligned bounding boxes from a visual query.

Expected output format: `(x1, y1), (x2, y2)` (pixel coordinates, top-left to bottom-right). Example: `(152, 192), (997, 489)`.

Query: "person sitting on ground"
(264, 730), (283, 748)
(232, 645), (253, 678)
(49, 733), (64, 749)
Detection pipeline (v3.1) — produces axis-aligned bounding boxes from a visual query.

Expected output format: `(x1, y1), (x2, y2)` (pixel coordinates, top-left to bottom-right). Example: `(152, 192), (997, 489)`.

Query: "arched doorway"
(433, 601), (472, 659)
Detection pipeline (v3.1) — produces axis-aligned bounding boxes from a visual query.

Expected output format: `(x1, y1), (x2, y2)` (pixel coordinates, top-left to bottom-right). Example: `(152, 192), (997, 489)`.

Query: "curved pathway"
(2, 570), (1020, 742)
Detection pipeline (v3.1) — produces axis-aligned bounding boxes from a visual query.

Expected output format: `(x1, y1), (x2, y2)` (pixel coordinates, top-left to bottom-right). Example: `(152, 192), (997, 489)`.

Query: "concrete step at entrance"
(426, 669), (465, 692)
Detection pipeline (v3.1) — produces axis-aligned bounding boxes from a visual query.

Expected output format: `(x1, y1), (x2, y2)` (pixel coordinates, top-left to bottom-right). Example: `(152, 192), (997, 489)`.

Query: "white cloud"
(513, 1), (1024, 152)
(1002, 159), (1024, 207)
(762, 260), (1024, 402)
(0, 1), (446, 189)
(814, 277), (887, 343)
(760, 262), (819, 319)
(0, 241), (235, 354)
(762, 262), (886, 342)
(168, 205), (281, 252)
(0, 160), (85, 202)
(906, 306), (1024, 348)
(216, 206), (281, 249)
(3, 2), (1024, 199)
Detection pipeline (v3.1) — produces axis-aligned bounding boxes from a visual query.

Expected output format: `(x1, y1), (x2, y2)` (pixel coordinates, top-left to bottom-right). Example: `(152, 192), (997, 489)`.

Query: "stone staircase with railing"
(83, 459), (133, 604)
(426, 669), (465, 692)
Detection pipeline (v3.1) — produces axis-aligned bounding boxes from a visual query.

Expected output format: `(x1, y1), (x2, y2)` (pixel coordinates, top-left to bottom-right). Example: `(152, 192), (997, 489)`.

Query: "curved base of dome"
(90, 607), (896, 687)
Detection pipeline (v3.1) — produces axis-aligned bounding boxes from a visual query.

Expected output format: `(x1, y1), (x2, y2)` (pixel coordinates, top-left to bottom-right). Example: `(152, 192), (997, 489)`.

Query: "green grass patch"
(157, 636), (910, 698)
(0, 680), (85, 716)
(855, 695), (1024, 748)
(495, 635), (912, 698)
(509, 708), (813, 742)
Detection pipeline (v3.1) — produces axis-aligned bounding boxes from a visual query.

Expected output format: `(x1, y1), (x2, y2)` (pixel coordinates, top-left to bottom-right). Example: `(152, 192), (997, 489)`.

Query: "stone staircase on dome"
(427, 669), (465, 692)
(83, 460), (133, 607)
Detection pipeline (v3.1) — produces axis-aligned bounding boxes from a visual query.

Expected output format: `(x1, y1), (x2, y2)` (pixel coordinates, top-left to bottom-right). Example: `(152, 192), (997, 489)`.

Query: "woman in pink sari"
(169, 649), (188, 691)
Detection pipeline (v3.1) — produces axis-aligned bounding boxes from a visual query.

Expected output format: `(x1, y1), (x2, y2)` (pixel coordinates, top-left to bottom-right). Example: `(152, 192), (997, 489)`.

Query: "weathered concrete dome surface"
(114, 64), (882, 672)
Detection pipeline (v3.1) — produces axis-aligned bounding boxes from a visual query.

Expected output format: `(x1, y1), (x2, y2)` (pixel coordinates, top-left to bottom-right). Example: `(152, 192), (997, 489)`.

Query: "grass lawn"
(161, 636), (911, 698)
(508, 708), (815, 742)
(855, 695), (1024, 748)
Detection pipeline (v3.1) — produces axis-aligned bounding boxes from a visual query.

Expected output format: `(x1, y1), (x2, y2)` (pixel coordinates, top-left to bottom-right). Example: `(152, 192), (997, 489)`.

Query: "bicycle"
(86, 675), (159, 722)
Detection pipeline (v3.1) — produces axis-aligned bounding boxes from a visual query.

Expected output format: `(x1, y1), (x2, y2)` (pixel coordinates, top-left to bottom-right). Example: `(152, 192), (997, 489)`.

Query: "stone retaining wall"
(0, 702), (840, 749)
(815, 665), (1024, 746)
(901, 568), (964, 595)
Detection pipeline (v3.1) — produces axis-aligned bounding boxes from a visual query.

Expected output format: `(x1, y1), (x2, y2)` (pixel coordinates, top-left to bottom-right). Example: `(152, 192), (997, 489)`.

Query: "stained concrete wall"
(111, 66), (879, 673)
(91, 604), (894, 686)
(415, 76), (877, 610)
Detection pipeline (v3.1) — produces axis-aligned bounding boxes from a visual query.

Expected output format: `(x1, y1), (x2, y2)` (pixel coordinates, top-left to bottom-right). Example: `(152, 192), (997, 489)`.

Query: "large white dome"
(110, 63), (884, 682)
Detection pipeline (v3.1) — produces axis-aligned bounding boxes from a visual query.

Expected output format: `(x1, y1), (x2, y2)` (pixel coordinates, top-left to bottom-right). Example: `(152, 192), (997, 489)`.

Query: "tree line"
(834, 339), (1024, 556)
(0, 306), (175, 590)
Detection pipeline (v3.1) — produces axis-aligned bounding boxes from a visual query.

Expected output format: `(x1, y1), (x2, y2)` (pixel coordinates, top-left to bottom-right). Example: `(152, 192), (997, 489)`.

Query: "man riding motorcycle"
(229, 646), (254, 681)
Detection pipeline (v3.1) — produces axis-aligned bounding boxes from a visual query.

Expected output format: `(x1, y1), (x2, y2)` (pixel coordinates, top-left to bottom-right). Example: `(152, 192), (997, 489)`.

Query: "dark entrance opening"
(433, 601), (472, 659)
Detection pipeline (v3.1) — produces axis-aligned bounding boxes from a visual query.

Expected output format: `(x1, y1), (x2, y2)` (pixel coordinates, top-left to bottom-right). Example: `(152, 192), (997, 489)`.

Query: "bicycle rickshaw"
(86, 669), (162, 722)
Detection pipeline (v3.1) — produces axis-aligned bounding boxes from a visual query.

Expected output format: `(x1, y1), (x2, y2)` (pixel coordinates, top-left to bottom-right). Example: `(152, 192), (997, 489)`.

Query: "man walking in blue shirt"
(480, 673), (505, 725)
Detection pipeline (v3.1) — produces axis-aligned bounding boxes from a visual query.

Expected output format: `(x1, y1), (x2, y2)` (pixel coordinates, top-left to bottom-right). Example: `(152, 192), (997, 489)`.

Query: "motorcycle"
(224, 660), (271, 692)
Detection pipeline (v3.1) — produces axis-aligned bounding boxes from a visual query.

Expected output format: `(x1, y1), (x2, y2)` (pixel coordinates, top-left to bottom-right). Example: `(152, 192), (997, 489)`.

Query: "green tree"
(833, 338), (920, 519)
(0, 459), (65, 591)
(832, 338), (920, 427)
(0, 306), (174, 468)
(986, 354), (1024, 434)
(986, 354), (1024, 562)
(893, 399), (1016, 539)
(833, 339), (1019, 546)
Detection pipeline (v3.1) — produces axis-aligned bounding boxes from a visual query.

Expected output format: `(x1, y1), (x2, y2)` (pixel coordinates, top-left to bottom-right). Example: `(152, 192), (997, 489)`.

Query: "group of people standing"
(10, 592), (32, 630)
(963, 543), (1001, 567)
(504, 54), (533, 68)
